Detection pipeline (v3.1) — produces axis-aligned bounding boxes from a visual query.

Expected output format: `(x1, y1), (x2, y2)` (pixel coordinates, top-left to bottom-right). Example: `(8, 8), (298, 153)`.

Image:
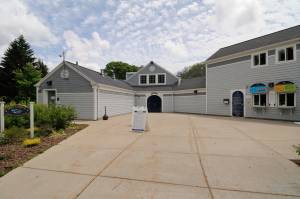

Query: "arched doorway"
(232, 91), (244, 117)
(147, 95), (162, 112)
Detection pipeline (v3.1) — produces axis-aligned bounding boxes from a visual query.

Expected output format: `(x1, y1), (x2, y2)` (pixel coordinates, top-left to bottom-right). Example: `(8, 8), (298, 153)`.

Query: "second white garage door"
(98, 90), (134, 118)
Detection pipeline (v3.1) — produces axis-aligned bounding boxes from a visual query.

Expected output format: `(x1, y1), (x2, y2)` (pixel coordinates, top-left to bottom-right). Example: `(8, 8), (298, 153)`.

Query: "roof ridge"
(66, 61), (101, 75)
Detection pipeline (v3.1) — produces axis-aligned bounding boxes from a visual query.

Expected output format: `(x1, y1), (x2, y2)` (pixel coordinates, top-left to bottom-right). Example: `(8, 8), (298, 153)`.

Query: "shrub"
(3, 127), (28, 143)
(5, 115), (30, 128)
(35, 104), (76, 130)
(49, 105), (76, 130)
(23, 138), (41, 147)
(0, 133), (9, 145)
(296, 145), (300, 156)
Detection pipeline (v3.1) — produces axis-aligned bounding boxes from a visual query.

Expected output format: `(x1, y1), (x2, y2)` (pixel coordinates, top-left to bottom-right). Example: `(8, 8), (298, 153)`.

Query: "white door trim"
(230, 89), (246, 117)
(42, 89), (57, 105)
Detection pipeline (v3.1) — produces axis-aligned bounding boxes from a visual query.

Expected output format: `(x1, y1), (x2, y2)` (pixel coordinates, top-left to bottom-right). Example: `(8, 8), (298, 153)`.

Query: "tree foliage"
(35, 59), (48, 77)
(104, 61), (138, 80)
(0, 35), (48, 102)
(15, 63), (41, 101)
(177, 63), (206, 79)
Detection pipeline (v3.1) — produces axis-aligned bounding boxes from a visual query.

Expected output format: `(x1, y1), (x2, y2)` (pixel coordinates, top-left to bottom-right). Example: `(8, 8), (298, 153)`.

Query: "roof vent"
(76, 61), (78, 66)
(150, 61), (154, 64)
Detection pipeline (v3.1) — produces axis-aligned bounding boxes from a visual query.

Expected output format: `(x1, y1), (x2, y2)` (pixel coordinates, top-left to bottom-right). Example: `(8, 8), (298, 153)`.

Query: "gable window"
(149, 75), (156, 84)
(140, 75), (147, 85)
(253, 94), (267, 107)
(158, 74), (166, 84)
(252, 52), (267, 67)
(277, 46), (295, 63)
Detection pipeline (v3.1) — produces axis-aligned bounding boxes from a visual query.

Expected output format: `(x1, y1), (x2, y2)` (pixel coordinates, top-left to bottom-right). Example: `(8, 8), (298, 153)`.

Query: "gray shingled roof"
(175, 76), (206, 90)
(65, 61), (206, 90)
(207, 25), (300, 61)
(66, 61), (132, 90)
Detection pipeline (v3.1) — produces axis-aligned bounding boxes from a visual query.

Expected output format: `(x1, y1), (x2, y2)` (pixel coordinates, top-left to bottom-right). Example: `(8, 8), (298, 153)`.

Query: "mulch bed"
(0, 124), (88, 177)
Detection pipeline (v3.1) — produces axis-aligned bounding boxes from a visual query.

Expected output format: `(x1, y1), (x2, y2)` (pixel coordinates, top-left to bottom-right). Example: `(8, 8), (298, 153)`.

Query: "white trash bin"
(132, 106), (149, 132)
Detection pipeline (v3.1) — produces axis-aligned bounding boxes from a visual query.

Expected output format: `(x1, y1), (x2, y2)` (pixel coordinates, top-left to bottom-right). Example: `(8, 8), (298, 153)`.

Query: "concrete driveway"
(0, 113), (300, 199)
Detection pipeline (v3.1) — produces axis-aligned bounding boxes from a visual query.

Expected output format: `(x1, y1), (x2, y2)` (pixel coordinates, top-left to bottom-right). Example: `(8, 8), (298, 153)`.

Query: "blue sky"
(0, 0), (299, 73)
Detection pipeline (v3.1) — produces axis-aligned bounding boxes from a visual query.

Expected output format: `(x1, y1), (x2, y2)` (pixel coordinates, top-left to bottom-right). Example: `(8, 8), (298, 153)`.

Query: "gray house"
(205, 25), (300, 121)
(35, 61), (206, 120)
(35, 25), (300, 121)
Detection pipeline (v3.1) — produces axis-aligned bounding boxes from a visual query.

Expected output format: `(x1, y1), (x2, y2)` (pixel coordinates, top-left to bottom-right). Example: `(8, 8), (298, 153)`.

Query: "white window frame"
(157, 73), (167, 85)
(275, 44), (296, 64)
(138, 73), (167, 85)
(277, 92), (296, 108)
(252, 93), (267, 107)
(139, 74), (148, 85)
(251, 51), (268, 68)
(148, 74), (156, 85)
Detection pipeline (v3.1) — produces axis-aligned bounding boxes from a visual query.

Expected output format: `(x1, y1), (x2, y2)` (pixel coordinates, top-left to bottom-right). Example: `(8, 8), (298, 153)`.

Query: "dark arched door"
(147, 95), (162, 112)
(232, 91), (244, 117)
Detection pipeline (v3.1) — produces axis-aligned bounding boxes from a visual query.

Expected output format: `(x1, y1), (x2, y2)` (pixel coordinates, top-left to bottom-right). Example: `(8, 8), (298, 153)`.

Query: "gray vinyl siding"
(134, 95), (146, 107)
(57, 93), (94, 120)
(39, 65), (92, 93)
(127, 63), (178, 86)
(98, 90), (134, 118)
(174, 94), (206, 114)
(37, 93), (43, 104)
(207, 44), (300, 121)
(163, 95), (174, 112)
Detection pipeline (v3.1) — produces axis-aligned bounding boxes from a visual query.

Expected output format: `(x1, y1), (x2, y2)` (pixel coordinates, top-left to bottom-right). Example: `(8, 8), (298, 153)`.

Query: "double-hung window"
(252, 52), (267, 67)
(139, 75), (147, 85)
(278, 93), (296, 108)
(277, 46), (295, 63)
(149, 75), (156, 84)
(158, 74), (166, 84)
(253, 93), (267, 107)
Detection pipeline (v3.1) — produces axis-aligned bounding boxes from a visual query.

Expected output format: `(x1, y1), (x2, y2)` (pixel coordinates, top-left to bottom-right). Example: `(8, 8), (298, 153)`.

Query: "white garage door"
(98, 90), (134, 118)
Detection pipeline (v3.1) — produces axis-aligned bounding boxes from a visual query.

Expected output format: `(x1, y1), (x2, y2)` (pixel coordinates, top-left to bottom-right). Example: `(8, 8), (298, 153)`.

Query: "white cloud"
(82, 15), (98, 25)
(0, 0), (57, 56)
(63, 30), (110, 70)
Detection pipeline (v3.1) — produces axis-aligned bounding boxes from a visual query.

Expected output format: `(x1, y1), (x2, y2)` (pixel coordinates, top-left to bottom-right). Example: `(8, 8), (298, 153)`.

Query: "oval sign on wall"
(5, 105), (30, 116)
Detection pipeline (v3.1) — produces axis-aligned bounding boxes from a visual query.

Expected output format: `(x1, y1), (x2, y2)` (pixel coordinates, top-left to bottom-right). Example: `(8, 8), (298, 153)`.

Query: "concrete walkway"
(0, 113), (300, 199)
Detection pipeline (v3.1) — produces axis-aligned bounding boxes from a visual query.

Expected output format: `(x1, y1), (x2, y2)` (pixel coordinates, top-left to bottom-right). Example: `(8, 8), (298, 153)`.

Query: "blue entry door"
(232, 91), (244, 117)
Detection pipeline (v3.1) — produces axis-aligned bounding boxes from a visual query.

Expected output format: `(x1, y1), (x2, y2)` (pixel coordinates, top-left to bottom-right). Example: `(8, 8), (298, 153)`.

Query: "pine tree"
(0, 35), (35, 100)
(35, 59), (48, 77)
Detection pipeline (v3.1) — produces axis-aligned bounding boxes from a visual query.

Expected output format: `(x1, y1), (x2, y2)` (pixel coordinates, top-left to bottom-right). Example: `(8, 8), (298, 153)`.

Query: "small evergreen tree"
(0, 35), (35, 100)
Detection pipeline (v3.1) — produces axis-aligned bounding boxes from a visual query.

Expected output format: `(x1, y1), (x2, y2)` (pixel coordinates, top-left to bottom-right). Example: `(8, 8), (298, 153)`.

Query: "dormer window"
(158, 74), (165, 84)
(149, 75), (156, 84)
(140, 75), (147, 85)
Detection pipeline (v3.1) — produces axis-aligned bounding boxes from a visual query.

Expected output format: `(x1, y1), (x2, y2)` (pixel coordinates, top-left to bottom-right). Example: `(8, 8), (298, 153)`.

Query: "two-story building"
(205, 25), (300, 121)
(35, 25), (300, 121)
